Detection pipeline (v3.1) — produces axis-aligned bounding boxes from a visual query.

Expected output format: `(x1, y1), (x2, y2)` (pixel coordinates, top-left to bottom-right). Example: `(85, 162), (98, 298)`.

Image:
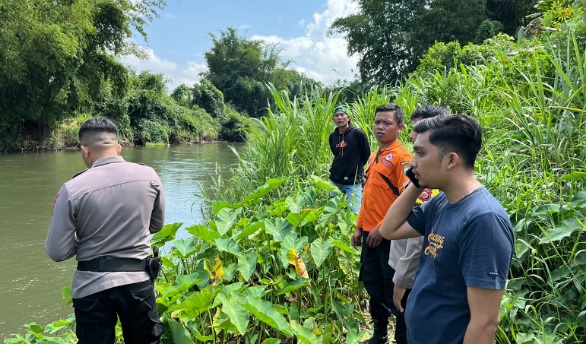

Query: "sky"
(121, 0), (361, 91)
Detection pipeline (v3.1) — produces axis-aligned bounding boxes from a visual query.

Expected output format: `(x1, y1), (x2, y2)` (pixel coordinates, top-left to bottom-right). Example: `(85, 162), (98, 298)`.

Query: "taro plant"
(151, 176), (366, 343)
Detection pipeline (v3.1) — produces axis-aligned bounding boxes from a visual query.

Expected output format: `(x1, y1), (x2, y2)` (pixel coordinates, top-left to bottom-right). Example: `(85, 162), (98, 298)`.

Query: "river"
(0, 143), (242, 339)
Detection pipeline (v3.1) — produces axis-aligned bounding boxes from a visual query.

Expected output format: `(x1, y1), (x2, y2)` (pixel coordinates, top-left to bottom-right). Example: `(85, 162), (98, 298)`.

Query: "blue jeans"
(331, 182), (363, 214)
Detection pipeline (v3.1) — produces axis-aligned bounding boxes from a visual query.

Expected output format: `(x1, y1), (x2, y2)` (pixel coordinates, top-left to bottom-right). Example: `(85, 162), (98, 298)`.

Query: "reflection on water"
(0, 143), (241, 338)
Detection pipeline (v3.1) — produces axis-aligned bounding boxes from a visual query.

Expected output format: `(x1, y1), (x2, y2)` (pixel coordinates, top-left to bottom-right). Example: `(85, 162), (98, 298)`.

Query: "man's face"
(333, 111), (350, 129)
(374, 111), (403, 145)
(411, 131), (443, 188)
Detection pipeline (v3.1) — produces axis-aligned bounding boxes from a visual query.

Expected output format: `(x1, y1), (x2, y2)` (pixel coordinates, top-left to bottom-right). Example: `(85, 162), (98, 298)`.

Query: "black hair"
(410, 105), (449, 122)
(78, 117), (118, 141)
(375, 103), (404, 125)
(413, 114), (482, 169)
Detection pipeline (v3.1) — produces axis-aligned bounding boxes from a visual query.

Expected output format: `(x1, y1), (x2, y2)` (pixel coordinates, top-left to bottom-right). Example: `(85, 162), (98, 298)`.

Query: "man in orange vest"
(352, 104), (412, 344)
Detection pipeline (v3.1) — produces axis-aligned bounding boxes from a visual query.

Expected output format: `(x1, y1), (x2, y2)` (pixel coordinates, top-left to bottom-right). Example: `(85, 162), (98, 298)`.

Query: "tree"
(486, 0), (538, 35)
(331, 0), (538, 84)
(0, 0), (164, 138)
(414, 0), (488, 50)
(192, 79), (225, 121)
(330, 0), (426, 85)
(203, 27), (286, 117)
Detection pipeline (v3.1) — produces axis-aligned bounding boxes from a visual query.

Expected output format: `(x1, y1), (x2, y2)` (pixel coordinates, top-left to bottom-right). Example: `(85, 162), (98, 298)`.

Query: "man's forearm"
(463, 320), (498, 344)
(379, 185), (421, 238)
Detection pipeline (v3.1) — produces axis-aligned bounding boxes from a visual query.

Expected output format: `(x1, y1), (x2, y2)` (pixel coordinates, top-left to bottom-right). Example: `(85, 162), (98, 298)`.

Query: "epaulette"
(71, 169), (88, 179)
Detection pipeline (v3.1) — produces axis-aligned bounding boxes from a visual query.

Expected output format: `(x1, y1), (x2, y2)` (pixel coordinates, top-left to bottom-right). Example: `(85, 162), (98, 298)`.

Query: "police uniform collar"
(91, 155), (125, 168)
(71, 156), (125, 179)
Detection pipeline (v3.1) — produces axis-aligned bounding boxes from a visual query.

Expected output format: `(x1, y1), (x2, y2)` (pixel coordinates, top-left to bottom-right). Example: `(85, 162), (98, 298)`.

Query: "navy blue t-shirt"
(404, 187), (514, 344)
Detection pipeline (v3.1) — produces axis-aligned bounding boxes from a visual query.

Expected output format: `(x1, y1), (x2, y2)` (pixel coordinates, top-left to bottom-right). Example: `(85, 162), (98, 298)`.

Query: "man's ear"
(80, 145), (90, 158)
(446, 152), (460, 170)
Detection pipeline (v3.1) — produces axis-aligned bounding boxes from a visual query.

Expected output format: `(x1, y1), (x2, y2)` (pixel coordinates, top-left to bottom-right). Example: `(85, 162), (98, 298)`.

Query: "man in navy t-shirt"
(378, 113), (514, 344)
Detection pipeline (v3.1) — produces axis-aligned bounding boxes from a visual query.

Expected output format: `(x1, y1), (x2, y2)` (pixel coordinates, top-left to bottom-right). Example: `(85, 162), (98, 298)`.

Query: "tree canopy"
(203, 27), (321, 117)
(330, 0), (539, 85)
(0, 0), (164, 132)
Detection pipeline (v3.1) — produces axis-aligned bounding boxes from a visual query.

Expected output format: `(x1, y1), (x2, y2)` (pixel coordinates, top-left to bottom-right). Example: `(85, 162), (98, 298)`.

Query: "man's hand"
(352, 228), (362, 248)
(393, 285), (407, 313)
(365, 227), (383, 247)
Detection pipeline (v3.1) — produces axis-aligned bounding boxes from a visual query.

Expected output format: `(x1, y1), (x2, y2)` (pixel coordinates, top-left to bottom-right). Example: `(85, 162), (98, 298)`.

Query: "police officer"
(45, 116), (165, 344)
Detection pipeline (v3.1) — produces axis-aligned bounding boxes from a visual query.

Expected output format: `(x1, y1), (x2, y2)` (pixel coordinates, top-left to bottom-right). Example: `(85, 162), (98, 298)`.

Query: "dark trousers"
(72, 280), (163, 344)
(359, 232), (408, 344)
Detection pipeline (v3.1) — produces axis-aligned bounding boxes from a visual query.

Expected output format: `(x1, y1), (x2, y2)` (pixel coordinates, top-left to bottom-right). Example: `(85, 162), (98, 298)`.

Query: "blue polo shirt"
(404, 187), (514, 343)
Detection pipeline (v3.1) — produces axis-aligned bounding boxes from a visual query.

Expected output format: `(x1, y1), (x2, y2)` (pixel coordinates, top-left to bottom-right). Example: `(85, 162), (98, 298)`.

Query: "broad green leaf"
(215, 237), (243, 256)
(331, 300), (354, 318)
(168, 286), (220, 317)
(300, 209), (321, 226)
(237, 251), (257, 281)
(539, 218), (582, 244)
(569, 191), (586, 208)
(215, 208), (240, 235)
(44, 319), (75, 334)
(333, 239), (357, 254)
(319, 199), (339, 226)
(166, 318), (194, 344)
(233, 221), (264, 241)
(241, 296), (293, 336)
(25, 323), (43, 333)
(291, 320), (318, 344)
(217, 293), (250, 335)
(61, 287), (72, 301)
(276, 278), (310, 295)
(311, 238), (333, 267)
(286, 196), (303, 214)
(187, 320), (214, 342)
(532, 204), (561, 217)
(515, 239), (533, 259)
(162, 272), (204, 298)
(151, 222), (183, 246)
(309, 175), (336, 192)
(560, 172), (586, 181)
(185, 225), (220, 243)
(173, 238), (197, 257)
(212, 200), (235, 215)
(265, 217), (293, 242)
(550, 265), (571, 283)
(286, 212), (306, 226)
(221, 282), (245, 296)
(242, 177), (288, 204)
(346, 328), (362, 344)
(261, 339), (281, 344)
(241, 285), (268, 298)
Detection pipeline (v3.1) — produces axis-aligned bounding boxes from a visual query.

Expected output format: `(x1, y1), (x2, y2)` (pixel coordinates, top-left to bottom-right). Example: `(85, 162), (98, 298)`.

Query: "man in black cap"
(329, 105), (370, 213)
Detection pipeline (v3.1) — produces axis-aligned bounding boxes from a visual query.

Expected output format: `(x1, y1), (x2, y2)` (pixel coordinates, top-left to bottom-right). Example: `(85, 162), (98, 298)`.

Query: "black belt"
(77, 257), (147, 272)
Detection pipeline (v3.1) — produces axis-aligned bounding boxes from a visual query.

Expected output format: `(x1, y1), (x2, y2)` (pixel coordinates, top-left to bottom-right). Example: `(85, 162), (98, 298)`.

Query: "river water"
(0, 143), (241, 339)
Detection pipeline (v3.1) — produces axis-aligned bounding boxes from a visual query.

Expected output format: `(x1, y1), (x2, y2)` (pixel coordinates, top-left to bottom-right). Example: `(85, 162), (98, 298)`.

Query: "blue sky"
(121, 0), (360, 91)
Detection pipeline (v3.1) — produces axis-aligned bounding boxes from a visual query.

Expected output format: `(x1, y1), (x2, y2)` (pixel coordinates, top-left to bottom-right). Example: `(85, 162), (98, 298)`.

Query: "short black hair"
(79, 117), (118, 142)
(413, 114), (482, 169)
(410, 105), (449, 122)
(375, 103), (404, 125)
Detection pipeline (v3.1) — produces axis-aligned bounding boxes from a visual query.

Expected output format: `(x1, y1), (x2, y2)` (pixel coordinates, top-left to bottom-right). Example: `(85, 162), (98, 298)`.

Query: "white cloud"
(253, 0), (360, 84)
(120, 48), (207, 91)
(121, 0), (360, 91)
